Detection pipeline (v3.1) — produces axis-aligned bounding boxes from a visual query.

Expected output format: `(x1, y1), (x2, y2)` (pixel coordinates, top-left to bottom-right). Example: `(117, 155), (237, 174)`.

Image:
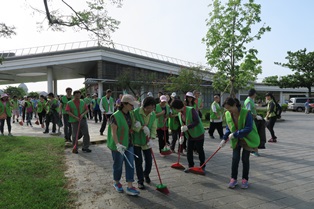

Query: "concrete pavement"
(9, 112), (314, 208)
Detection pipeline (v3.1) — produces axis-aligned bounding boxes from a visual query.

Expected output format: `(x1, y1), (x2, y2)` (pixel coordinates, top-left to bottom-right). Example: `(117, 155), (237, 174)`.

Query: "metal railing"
(0, 40), (202, 68)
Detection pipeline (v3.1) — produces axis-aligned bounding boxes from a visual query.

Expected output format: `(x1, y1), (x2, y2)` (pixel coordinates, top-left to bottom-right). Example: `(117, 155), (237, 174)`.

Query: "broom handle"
(200, 138), (229, 168)
(73, 119), (81, 150)
(177, 133), (184, 163)
(151, 147), (163, 185)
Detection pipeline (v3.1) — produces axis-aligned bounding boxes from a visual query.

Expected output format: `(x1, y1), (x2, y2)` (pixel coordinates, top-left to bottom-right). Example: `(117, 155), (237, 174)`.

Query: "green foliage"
(39, 0), (122, 43)
(164, 67), (205, 94)
(0, 136), (70, 208)
(256, 108), (267, 117)
(274, 48), (314, 97)
(281, 103), (288, 112)
(80, 87), (86, 96)
(28, 91), (39, 98)
(204, 0), (271, 97)
(3, 86), (26, 98)
(262, 75), (279, 86)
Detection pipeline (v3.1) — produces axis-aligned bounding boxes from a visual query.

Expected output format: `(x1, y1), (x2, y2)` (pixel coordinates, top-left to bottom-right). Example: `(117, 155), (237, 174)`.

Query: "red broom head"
(156, 184), (170, 195)
(19, 121), (23, 126)
(189, 167), (205, 175)
(35, 120), (39, 125)
(160, 148), (172, 156)
(171, 163), (185, 170)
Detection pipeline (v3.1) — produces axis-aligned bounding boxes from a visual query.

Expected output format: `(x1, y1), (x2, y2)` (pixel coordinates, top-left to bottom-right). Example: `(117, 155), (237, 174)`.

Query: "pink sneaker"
(228, 178), (238, 189)
(241, 179), (249, 189)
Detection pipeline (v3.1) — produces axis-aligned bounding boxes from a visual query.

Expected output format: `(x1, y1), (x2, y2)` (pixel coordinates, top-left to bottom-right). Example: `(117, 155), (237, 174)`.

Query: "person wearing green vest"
(10, 95), (19, 124)
(59, 87), (73, 142)
(155, 95), (171, 154)
(84, 93), (93, 120)
(169, 107), (181, 153)
(265, 92), (278, 143)
(91, 93), (102, 123)
(107, 94), (140, 196)
(66, 90), (91, 154)
(193, 90), (204, 118)
(208, 94), (224, 139)
(36, 95), (47, 129)
(44, 93), (59, 134)
(132, 96), (157, 190)
(219, 97), (260, 189)
(244, 89), (265, 157)
(0, 94), (14, 136)
(100, 89), (115, 135)
(24, 96), (34, 127)
(170, 99), (206, 172)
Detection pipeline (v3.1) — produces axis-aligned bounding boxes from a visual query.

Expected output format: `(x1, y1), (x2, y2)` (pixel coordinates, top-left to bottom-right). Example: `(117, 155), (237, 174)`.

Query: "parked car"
(288, 97), (314, 112)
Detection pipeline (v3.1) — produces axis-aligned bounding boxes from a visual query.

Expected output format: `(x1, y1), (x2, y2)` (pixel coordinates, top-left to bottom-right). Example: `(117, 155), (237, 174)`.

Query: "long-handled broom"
(160, 121), (172, 156)
(188, 139), (229, 175)
(151, 147), (170, 195)
(171, 133), (185, 170)
(72, 119), (81, 153)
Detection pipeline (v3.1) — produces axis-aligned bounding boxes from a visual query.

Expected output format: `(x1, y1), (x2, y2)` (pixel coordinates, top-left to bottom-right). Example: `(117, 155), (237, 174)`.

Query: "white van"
(288, 97), (314, 111)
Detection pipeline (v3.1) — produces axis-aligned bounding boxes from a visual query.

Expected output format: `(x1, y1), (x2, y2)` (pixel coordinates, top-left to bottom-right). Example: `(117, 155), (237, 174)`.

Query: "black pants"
(187, 137), (205, 168)
(134, 146), (152, 184)
(0, 117), (11, 134)
(38, 111), (46, 125)
(100, 114), (112, 134)
(266, 117), (277, 139)
(93, 109), (102, 123)
(45, 113), (56, 133)
(208, 122), (224, 138)
(170, 128), (181, 151)
(232, 144), (250, 181)
(157, 129), (169, 153)
(63, 114), (72, 140)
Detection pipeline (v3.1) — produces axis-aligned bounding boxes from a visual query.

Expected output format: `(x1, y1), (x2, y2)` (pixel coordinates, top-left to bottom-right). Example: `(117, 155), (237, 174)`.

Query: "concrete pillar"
(53, 80), (58, 95)
(47, 66), (53, 93)
(97, 81), (103, 98)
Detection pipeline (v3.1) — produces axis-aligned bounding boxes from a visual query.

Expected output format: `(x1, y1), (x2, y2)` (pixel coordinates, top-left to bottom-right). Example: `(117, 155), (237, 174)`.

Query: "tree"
(164, 67), (206, 94)
(272, 48), (314, 97)
(28, 91), (40, 98)
(0, 23), (16, 64)
(3, 86), (26, 98)
(203, 0), (271, 97)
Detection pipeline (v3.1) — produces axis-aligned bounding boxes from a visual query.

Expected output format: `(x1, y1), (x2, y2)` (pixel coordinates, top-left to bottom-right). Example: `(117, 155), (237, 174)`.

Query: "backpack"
(274, 102), (282, 119)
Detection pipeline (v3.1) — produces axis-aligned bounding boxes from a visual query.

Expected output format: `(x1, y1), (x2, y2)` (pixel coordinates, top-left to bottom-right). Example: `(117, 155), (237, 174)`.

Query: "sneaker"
(171, 149), (176, 153)
(184, 168), (190, 173)
(251, 152), (260, 157)
(12, 121), (15, 123)
(144, 176), (151, 184)
(72, 149), (78, 154)
(100, 132), (104, 136)
(268, 138), (277, 143)
(209, 135), (215, 139)
(43, 131), (49, 134)
(8, 133), (13, 136)
(82, 148), (92, 153)
(241, 179), (249, 189)
(113, 183), (124, 193)
(228, 178), (238, 189)
(138, 183), (145, 190)
(126, 187), (140, 196)
(1, 133), (4, 136)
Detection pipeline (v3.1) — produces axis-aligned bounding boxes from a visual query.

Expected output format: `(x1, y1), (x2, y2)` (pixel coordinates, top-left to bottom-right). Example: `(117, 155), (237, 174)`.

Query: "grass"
(0, 136), (70, 209)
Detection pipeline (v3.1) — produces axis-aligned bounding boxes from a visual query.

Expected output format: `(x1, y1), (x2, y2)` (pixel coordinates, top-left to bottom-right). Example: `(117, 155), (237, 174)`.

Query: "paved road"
(10, 112), (314, 208)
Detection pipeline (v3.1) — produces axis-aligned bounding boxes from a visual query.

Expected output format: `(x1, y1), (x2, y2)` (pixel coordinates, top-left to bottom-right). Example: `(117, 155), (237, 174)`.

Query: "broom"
(150, 145), (170, 195)
(160, 120), (172, 156)
(72, 119), (81, 153)
(171, 133), (185, 170)
(188, 139), (229, 175)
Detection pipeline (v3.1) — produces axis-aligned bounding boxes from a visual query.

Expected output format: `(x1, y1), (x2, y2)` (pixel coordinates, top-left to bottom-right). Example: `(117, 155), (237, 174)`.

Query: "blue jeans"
(111, 146), (135, 182)
(231, 144), (250, 181)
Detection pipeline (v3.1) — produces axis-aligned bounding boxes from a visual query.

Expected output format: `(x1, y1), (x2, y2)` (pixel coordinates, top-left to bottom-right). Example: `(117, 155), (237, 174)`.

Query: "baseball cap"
(121, 94), (139, 106)
(171, 92), (176, 98)
(147, 92), (153, 97)
(160, 95), (168, 102)
(1, 94), (8, 98)
(265, 92), (273, 97)
(185, 92), (195, 98)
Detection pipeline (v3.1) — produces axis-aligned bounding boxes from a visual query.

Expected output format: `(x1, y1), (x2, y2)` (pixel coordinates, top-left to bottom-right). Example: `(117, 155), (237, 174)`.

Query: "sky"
(1, 0), (314, 93)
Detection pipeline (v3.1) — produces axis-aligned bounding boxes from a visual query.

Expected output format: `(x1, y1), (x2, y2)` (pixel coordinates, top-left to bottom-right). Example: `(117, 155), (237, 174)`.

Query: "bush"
(281, 104), (288, 112)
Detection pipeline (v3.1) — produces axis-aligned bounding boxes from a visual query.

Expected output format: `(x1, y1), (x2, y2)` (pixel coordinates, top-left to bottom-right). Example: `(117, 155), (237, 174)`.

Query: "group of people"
(0, 87), (279, 196)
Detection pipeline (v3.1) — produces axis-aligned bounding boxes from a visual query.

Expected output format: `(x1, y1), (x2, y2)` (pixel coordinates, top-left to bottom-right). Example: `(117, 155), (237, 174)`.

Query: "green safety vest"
(36, 100), (45, 113)
(168, 109), (180, 130)
(84, 97), (92, 105)
(25, 101), (33, 113)
(244, 97), (257, 116)
(61, 95), (73, 114)
(67, 99), (87, 123)
(107, 110), (131, 151)
(132, 107), (156, 146)
(10, 99), (19, 109)
(0, 101), (12, 117)
(92, 98), (100, 109)
(210, 102), (222, 120)
(225, 108), (260, 149)
(155, 104), (170, 128)
(101, 96), (115, 112)
(178, 106), (205, 139)
(267, 99), (276, 118)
